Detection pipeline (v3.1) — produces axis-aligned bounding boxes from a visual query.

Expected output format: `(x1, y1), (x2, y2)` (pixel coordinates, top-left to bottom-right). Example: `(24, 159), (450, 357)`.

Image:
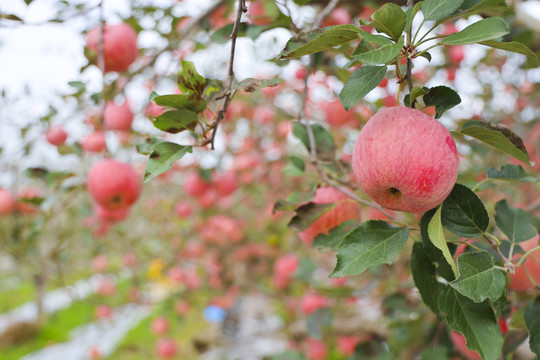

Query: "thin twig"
(206, 0), (247, 149)
(405, 1), (414, 97)
(482, 234), (515, 273)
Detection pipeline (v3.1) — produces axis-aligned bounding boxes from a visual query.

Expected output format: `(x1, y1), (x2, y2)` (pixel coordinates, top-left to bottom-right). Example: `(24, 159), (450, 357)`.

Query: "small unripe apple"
(155, 338), (177, 358)
(151, 316), (169, 335)
(86, 23), (138, 73)
(299, 187), (361, 246)
(103, 101), (133, 131)
(0, 188), (15, 215)
(352, 106), (459, 213)
(87, 159), (142, 211)
(82, 131), (107, 153)
(45, 125), (68, 146)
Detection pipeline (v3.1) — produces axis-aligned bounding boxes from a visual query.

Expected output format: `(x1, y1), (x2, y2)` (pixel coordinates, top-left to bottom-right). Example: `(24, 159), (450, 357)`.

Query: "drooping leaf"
(458, 120), (530, 164)
(144, 142), (192, 183)
(479, 40), (537, 58)
(438, 287), (503, 360)
(339, 66), (387, 111)
(352, 33), (403, 65)
(278, 25), (362, 59)
(370, 3), (407, 41)
(152, 94), (207, 113)
(411, 242), (445, 313)
(494, 199), (537, 245)
(177, 60), (206, 96)
(525, 300), (540, 358)
(422, 86), (461, 119)
(235, 78), (282, 93)
(428, 206), (458, 276)
(441, 17), (509, 46)
(450, 251), (506, 303)
(421, 209), (457, 282)
(330, 220), (409, 278)
(486, 164), (538, 183)
(306, 308), (333, 338)
(153, 109), (198, 134)
(288, 202), (336, 232)
(313, 220), (357, 250)
(441, 184), (489, 238)
(423, 0), (465, 21)
(293, 123), (336, 161)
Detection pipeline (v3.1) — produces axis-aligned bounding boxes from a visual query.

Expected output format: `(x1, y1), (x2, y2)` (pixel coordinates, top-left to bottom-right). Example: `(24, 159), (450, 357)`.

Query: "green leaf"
(352, 33), (403, 65)
(438, 287), (503, 360)
(441, 17), (509, 46)
(525, 300), (540, 358)
(292, 123), (336, 161)
(288, 202), (336, 232)
(487, 164), (538, 183)
(330, 220), (409, 278)
(235, 78), (282, 93)
(421, 209), (456, 281)
(405, 86), (429, 107)
(449, 251), (506, 303)
(295, 258), (317, 282)
(153, 109), (198, 134)
(423, 0), (465, 21)
(441, 183), (489, 238)
(419, 347), (450, 360)
(428, 206), (458, 277)
(152, 94), (207, 113)
(278, 25), (363, 59)
(457, 0), (511, 18)
(306, 308), (333, 338)
(271, 350), (305, 360)
(370, 3), (407, 41)
(313, 220), (357, 250)
(282, 156), (305, 177)
(144, 142), (192, 183)
(405, 2), (423, 35)
(177, 60), (206, 96)
(339, 66), (387, 111)
(411, 242), (445, 313)
(479, 40), (537, 58)
(494, 199), (537, 245)
(458, 120), (530, 164)
(423, 86), (461, 119)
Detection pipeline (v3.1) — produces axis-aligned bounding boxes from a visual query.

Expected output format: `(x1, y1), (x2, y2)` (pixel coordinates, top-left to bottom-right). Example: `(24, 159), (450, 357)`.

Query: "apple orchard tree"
(1, 0), (540, 359)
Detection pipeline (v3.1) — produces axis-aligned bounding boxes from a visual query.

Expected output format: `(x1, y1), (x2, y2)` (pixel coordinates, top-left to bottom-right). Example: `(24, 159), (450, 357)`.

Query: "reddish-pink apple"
(352, 106), (459, 213)
(103, 101), (133, 131)
(0, 188), (15, 215)
(45, 125), (68, 146)
(151, 316), (170, 335)
(87, 159), (142, 210)
(82, 131), (107, 153)
(509, 234), (540, 292)
(86, 23), (138, 73)
(155, 338), (177, 358)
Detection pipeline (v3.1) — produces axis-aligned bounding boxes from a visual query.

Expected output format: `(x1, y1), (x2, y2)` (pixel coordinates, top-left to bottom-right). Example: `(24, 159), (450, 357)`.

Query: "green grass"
(108, 291), (212, 360)
(0, 278), (135, 360)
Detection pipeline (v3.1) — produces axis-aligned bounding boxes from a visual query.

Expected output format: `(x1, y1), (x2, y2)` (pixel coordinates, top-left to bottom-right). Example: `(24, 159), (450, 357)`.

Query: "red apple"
(95, 304), (113, 319)
(174, 300), (190, 316)
(45, 125), (68, 146)
(82, 131), (107, 153)
(449, 45), (465, 65)
(298, 187), (361, 246)
(248, 1), (272, 26)
(86, 23), (138, 73)
(274, 254), (299, 277)
(322, 8), (351, 27)
(155, 338), (177, 358)
(151, 316), (169, 335)
(305, 338), (328, 360)
(212, 170), (238, 197)
(352, 106), (459, 213)
(450, 331), (481, 360)
(97, 278), (116, 297)
(103, 101), (133, 131)
(16, 188), (42, 214)
(87, 159), (142, 211)
(145, 101), (166, 118)
(0, 188), (15, 215)
(91, 254), (108, 272)
(174, 201), (192, 218)
(122, 253), (137, 268)
(322, 100), (356, 128)
(300, 293), (329, 315)
(183, 170), (210, 197)
(168, 266), (184, 283)
(337, 335), (360, 356)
